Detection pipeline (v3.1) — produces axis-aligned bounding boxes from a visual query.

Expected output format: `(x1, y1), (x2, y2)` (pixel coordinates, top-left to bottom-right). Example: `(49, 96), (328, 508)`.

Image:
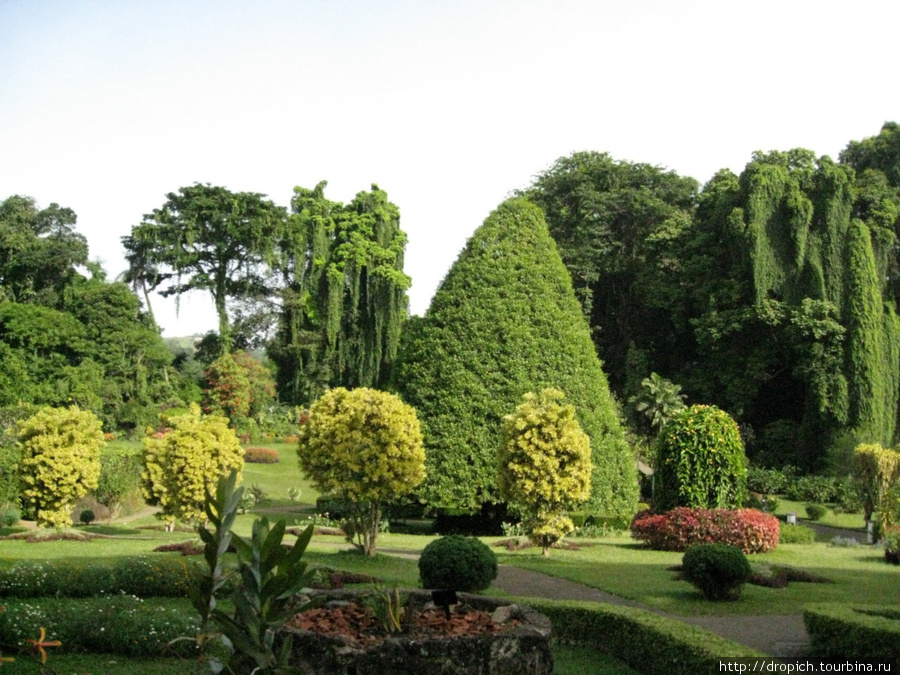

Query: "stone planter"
(279, 589), (553, 675)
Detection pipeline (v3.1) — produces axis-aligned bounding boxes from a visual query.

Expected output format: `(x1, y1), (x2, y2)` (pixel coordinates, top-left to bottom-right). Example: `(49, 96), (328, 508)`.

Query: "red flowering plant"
(631, 507), (779, 553)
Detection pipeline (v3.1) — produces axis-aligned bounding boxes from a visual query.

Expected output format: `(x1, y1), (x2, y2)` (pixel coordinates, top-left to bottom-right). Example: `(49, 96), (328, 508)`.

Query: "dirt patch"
(493, 537), (592, 552)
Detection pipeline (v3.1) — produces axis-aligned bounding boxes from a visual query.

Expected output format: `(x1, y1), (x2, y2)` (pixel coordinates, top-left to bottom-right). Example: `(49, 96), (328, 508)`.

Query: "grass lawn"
(495, 532), (897, 616)
(773, 499), (868, 532)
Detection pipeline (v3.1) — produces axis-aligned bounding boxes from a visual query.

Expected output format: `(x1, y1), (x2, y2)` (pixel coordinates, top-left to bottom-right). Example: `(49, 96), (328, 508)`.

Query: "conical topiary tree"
(393, 197), (638, 517)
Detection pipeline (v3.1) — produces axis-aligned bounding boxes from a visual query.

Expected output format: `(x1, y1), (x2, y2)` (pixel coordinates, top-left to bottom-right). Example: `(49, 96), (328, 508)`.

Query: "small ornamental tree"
(297, 387), (425, 556)
(654, 404), (748, 511)
(17, 406), (105, 528)
(852, 443), (900, 522)
(141, 404), (244, 529)
(498, 389), (591, 556)
(204, 351), (276, 430)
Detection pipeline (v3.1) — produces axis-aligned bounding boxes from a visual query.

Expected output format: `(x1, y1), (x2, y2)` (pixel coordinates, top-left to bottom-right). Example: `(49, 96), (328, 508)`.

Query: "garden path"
(380, 548), (809, 657)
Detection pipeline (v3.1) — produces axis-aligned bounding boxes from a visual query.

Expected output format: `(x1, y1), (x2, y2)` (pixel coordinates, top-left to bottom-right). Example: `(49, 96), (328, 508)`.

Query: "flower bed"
(631, 507), (779, 553)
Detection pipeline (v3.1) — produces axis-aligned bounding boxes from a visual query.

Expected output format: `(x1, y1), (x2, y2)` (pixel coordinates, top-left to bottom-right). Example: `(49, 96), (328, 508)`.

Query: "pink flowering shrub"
(630, 507), (779, 553)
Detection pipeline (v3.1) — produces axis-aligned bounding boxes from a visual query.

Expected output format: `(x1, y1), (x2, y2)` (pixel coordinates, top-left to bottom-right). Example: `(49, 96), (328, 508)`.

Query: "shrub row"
(0, 556), (202, 598)
(243, 446), (280, 463)
(0, 595), (200, 658)
(804, 604), (900, 666)
(631, 507), (779, 553)
(519, 597), (760, 675)
(746, 465), (863, 511)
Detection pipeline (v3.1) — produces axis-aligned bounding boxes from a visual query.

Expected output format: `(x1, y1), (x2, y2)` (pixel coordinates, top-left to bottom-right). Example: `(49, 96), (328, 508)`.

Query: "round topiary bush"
(654, 405), (748, 511)
(418, 535), (498, 592)
(0, 506), (20, 527)
(79, 509), (95, 525)
(682, 543), (751, 601)
(805, 503), (827, 521)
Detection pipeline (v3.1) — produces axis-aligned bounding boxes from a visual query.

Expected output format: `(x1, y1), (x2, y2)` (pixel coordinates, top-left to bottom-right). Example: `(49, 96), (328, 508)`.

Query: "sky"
(1, 0), (898, 337)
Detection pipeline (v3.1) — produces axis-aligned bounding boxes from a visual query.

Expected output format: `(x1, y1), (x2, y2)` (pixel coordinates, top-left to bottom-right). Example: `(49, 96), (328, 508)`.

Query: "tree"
(202, 351), (275, 430)
(653, 405), (748, 512)
(122, 184), (287, 351)
(0, 195), (89, 307)
(297, 387), (425, 556)
(498, 389), (591, 556)
(17, 406), (105, 528)
(141, 404), (244, 529)
(524, 152), (698, 394)
(268, 182), (410, 405)
(393, 197), (638, 517)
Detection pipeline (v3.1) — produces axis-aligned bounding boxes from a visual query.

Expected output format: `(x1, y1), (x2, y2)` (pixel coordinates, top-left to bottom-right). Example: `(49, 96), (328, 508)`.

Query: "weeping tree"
(393, 197), (639, 517)
(267, 182), (410, 405)
(681, 149), (900, 468)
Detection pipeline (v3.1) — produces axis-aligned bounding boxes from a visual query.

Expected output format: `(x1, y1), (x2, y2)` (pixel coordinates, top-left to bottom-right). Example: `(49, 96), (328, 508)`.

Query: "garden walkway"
(380, 548), (810, 657)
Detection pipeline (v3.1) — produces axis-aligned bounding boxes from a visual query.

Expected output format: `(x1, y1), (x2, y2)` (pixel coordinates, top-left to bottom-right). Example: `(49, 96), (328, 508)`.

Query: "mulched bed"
(0, 529), (116, 543)
(493, 537), (593, 552)
(286, 603), (519, 647)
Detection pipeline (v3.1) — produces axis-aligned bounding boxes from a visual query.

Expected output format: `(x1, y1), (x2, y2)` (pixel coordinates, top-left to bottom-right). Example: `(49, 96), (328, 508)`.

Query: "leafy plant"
(298, 387), (425, 556)
(629, 372), (687, 436)
(418, 535), (497, 592)
(79, 509), (95, 525)
(362, 585), (408, 634)
(654, 405), (748, 511)
(498, 389), (591, 556)
(631, 507), (779, 553)
(17, 406), (105, 528)
(192, 469), (315, 674)
(852, 443), (900, 522)
(287, 487), (302, 503)
(778, 523), (816, 545)
(681, 543), (751, 601)
(141, 404), (244, 529)
(805, 503), (827, 521)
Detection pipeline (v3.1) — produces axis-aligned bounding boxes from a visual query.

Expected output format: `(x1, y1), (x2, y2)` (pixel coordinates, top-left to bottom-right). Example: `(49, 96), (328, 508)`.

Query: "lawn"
(3, 441), (895, 672)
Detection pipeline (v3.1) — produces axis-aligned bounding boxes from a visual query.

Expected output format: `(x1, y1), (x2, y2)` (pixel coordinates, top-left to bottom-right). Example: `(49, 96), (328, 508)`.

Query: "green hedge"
(804, 604), (900, 666)
(512, 597), (760, 675)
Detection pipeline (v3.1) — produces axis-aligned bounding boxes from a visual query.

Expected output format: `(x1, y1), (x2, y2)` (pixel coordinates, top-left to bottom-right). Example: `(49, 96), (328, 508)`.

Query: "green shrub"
(0, 595), (199, 657)
(95, 448), (143, 513)
(17, 406), (106, 528)
(0, 506), (20, 527)
(522, 597), (761, 675)
(681, 543), (751, 601)
(141, 404), (244, 528)
(784, 474), (839, 504)
(299, 387), (425, 556)
(654, 405), (747, 511)
(498, 388), (591, 556)
(805, 503), (827, 521)
(393, 197), (638, 518)
(805, 604), (900, 665)
(0, 557), (201, 598)
(418, 535), (497, 592)
(79, 509), (95, 524)
(778, 522), (817, 544)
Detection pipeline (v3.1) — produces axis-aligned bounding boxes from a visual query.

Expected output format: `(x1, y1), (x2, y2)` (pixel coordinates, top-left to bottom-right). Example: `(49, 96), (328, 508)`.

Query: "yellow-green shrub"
(298, 387), (425, 556)
(17, 406), (105, 528)
(498, 389), (591, 555)
(141, 404), (243, 527)
(852, 443), (900, 522)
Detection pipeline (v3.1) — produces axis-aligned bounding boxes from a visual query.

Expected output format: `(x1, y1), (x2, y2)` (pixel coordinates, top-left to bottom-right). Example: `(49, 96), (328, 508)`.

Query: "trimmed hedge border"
(510, 597), (761, 675)
(804, 604), (900, 666)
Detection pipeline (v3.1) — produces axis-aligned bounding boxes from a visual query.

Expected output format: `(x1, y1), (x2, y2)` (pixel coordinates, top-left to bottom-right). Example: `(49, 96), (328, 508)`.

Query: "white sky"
(1, 0), (898, 336)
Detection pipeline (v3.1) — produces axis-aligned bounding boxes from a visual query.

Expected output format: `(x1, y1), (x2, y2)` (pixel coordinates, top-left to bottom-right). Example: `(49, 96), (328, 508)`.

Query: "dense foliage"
(529, 129), (900, 471)
(630, 507), (779, 553)
(852, 443), (900, 521)
(0, 196), (175, 432)
(418, 535), (498, 592)
(140, 405), (244, 528)
(498, 389), (592, 555)
(17, 406), (105, 528)
(268, 182), (410, 405)
(654, 405), (747, 511)
(393, 197), (638, 517)
(297, 387), (425, 556)
(681, 543), (752, 601)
